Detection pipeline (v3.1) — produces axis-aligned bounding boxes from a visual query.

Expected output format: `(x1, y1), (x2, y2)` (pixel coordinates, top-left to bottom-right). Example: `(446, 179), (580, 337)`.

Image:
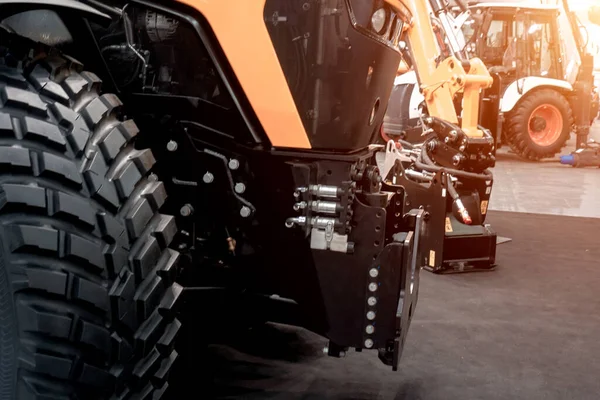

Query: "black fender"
(0, 0), (110, 22)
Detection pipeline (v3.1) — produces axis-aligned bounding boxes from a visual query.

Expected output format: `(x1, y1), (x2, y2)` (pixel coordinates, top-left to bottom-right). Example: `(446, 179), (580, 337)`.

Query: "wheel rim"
(528, 104), (563, 146)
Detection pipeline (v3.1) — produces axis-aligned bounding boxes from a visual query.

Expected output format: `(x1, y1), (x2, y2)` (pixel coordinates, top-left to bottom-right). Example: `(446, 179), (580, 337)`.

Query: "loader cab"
(468, 4), (562, 81)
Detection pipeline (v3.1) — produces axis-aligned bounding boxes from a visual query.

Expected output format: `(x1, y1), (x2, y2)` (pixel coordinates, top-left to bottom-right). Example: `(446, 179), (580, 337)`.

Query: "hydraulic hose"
(416, 147), (492, 181)
(446, 174), (459, 200)
(446, 174), (472, 225)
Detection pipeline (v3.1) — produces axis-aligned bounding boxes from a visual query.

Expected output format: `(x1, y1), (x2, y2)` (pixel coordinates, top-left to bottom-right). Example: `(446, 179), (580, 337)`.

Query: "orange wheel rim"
(528, 104), (563, 146)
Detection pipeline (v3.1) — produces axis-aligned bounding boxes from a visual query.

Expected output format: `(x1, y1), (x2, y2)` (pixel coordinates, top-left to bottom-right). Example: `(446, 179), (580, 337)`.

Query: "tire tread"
(504, 88), (573, 161)
(0, 50), (180, 400)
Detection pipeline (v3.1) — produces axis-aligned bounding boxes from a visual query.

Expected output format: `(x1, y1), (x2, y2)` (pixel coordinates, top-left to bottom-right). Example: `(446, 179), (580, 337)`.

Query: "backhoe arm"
(397, 0), (493, 138)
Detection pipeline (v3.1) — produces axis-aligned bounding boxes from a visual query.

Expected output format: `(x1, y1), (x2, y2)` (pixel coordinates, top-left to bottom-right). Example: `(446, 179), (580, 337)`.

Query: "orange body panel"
(176, 0), (311, 149)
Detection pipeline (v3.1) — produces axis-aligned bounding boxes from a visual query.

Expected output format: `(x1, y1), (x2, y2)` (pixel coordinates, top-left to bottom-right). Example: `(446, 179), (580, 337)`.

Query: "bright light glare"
(371, 8), (387, 33)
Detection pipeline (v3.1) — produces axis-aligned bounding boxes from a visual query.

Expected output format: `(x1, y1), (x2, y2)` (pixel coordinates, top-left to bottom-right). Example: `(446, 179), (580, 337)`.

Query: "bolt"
(444, 137), (450, 143)
(369, 268), (379, 278)
(228, 159), (240, 170)
(148, 173), (158, 182)
(368, 282), (378, 292)
(302, 2), (310, 10)
(180, 204), (194, 217)
(366, 311), (376, 320)
(234, 182), (246, 194)
(459, 145), (466, 152)
(203, 172), (214, 184)
(367, 296), (377, 306)
(166, 140), (178, 152)
(240, 206), (251, 218)
(365, 325), (375, 334)
(452, 154), (462, 166)
(323, 346), (329, 354)
(364, 339), (374, 348)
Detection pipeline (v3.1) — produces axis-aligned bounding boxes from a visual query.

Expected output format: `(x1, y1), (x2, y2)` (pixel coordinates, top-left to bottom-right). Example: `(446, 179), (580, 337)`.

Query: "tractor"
(0, 0), (495, 398)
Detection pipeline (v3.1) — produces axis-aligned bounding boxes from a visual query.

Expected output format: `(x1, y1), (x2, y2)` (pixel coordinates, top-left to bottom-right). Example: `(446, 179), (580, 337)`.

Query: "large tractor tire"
(0, 51), (182, 399)
(505, 89), (573, 161)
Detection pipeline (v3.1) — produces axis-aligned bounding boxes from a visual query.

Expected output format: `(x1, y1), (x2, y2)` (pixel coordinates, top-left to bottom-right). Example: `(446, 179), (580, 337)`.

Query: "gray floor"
(185, 212), (600, 400)
(489, 121), (600, 218)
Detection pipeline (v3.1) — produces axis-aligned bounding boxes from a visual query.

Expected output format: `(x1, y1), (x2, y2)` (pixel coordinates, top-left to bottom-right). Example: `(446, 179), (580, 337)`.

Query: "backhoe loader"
(469, 0), (598, 160)
(0, 0), (494, 398)
(382, 0), (498, 273)
(386, 0), (600, 161)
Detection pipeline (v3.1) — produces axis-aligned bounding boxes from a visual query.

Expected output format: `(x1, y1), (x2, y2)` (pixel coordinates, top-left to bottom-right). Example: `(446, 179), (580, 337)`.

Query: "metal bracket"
(376, 140), (411, 181)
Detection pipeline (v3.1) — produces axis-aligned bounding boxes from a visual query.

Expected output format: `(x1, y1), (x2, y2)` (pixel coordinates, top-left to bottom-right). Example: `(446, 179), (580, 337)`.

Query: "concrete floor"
(489, 120), (600, 219)
(192, 211), (600, 400)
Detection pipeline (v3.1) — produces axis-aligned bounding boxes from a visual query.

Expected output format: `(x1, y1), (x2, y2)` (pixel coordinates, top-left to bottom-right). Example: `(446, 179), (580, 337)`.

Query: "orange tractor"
(0, 0), (495, 398)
